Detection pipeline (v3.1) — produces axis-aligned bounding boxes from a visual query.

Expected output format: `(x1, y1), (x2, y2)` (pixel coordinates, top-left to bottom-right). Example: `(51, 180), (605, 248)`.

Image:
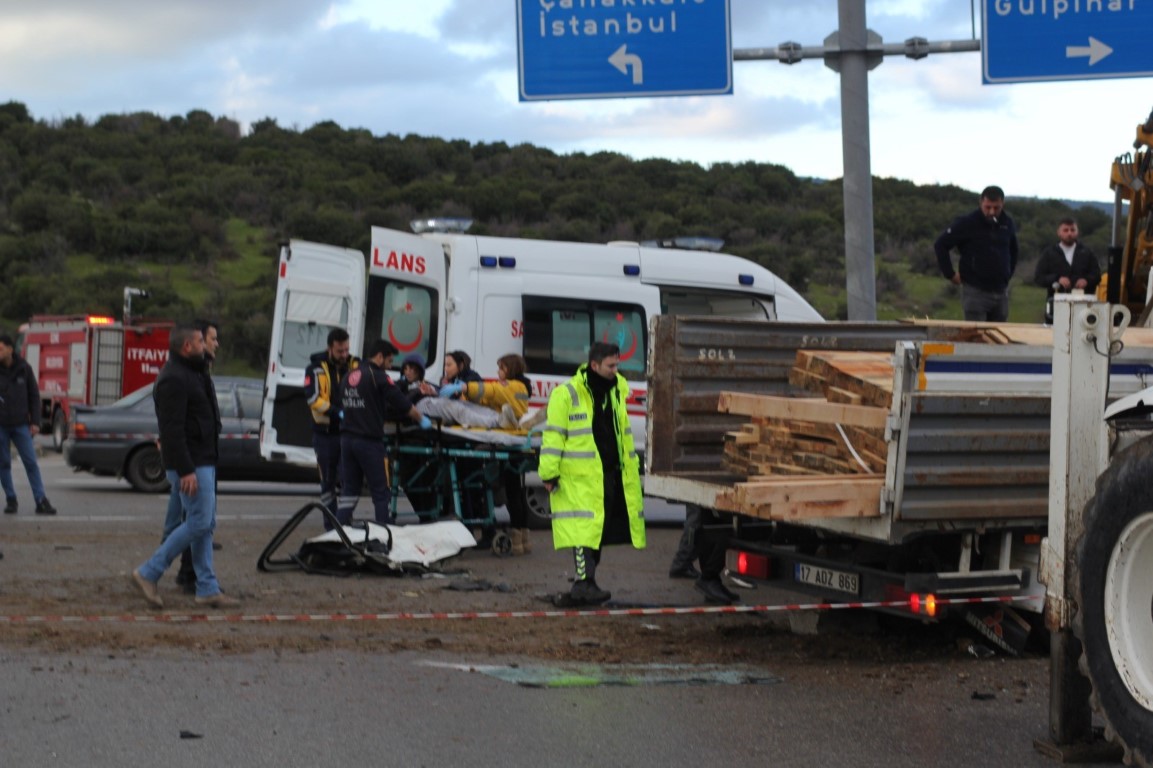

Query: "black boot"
(174, 549), (196, 594)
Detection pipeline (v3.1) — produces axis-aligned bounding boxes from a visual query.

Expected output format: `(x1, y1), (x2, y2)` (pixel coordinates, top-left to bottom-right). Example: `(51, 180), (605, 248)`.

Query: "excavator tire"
(1074, 436), (1153, 767)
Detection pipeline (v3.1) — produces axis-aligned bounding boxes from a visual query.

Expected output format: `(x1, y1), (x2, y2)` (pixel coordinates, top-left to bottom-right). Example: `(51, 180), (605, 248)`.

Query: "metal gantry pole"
(833, 1), (875, 321)
(733, 4), (980, 321)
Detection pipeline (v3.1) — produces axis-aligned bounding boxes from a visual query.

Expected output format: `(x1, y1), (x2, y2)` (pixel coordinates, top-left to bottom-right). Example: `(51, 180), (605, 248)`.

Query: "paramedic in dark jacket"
(0, 334), (56, 516)
(934, 185), (1019, 322)
(337, 339), (431, 526)
(130, 325), (236, 609)
(305, 328), (354, 527)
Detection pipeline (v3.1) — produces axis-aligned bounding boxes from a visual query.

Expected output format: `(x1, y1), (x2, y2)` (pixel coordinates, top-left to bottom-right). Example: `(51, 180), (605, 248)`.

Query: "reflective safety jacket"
(538, 365), (645, 550)
(304, 351), (357, 435)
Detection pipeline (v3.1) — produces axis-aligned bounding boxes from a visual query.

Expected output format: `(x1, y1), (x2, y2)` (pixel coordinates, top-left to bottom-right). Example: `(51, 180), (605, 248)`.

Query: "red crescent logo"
(602, 327), (638, 361)
(387, 317), (424, 353)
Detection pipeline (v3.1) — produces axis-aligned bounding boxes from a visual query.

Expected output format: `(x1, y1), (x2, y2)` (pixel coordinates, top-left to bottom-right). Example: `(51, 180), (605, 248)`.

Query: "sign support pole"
(734, 9), (979, 322)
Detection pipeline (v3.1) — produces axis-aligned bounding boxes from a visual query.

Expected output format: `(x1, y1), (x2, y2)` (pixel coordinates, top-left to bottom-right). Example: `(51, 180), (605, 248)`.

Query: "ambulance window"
(660, 289), (771, 320)
(593, 307), (645, 377)
(280, 291), (351, 369)
(364, 276), (439, 368)
(522, 297), (646, 382)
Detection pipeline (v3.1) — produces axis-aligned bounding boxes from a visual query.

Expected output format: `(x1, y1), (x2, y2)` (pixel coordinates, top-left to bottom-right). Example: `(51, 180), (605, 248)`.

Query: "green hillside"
(0, 101), (1111, 375)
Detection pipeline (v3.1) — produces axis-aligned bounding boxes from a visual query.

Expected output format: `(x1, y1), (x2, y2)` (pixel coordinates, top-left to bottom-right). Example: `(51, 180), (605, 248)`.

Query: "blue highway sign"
(983, 0), (1153, 84)
(517, 0), (732, 101)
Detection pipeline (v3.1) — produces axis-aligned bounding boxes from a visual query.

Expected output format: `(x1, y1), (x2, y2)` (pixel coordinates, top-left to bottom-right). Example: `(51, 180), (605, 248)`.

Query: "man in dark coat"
(935, 185), (1019, 322)
(1034, 218), (1101, 323)
(0, 333), (56, 516)
(130, 325), (237, 609)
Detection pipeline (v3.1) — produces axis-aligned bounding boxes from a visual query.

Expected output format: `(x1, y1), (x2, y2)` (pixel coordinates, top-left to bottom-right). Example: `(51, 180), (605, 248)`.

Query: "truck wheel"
(124, 446), (170, 493)
(51, 409), (67, 453)
(525, 487), (552, 531)
(1074, 437), (1153, 767)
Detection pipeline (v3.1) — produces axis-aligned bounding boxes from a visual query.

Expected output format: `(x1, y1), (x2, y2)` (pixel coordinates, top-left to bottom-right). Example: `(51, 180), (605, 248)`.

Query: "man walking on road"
(131, 324), (237, 609)
(169, 318), (221, 593)
(934, 185), (1019, 322)
(0, 333), (56, 516)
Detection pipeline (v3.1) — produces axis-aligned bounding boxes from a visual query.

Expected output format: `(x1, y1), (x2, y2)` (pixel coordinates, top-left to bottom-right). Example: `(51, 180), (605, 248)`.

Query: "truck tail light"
(909, 593), (938, 618)
(734, 550), (770, 580)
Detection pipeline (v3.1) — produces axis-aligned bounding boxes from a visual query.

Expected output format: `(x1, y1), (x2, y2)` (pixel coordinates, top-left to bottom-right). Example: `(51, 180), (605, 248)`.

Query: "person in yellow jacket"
(539, 342), (645, 606)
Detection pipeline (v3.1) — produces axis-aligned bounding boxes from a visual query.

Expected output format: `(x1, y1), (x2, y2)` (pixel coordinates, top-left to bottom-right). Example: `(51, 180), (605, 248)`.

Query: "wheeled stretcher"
(386, 421), (540, 555)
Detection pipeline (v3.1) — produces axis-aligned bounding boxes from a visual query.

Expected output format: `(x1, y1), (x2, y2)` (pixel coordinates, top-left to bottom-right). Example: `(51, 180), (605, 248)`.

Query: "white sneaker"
(499, 404), (519, 430)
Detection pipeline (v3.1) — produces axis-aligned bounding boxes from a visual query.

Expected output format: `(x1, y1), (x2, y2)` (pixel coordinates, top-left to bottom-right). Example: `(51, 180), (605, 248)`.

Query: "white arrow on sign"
(1065, 37), (1113, 66)
(609, 44), (644, 85)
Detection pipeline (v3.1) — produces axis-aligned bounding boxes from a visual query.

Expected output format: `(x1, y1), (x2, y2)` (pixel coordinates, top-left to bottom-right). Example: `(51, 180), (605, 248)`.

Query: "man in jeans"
(130, 325), (237, 609)
(0, 333), (56, 516)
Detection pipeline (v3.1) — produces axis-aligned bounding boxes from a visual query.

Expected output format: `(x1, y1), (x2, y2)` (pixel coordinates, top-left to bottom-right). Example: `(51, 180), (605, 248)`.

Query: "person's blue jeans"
(337, 435), (392, 525)
(0, 423), (47, 502)
(162, 484), (183, 542)
(138, 467), (221, 598)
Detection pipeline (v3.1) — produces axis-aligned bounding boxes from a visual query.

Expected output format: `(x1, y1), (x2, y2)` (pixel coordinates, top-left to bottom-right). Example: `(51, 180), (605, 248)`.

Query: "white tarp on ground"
(306, 519), (477, 568)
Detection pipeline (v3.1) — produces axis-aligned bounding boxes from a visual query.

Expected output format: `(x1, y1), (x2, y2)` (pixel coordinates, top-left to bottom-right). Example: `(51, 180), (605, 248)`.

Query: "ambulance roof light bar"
(640, 237), (725, 253)
(411, 218), (473, 234)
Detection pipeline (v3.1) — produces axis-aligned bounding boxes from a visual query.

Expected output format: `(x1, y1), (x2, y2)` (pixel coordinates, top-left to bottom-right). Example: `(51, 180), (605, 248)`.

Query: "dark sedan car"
(64, 376), (316, 492)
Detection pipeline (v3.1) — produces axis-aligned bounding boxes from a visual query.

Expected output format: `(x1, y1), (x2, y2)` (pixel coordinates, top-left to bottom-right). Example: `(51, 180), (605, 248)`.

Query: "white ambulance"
(260, 223), (822, 520)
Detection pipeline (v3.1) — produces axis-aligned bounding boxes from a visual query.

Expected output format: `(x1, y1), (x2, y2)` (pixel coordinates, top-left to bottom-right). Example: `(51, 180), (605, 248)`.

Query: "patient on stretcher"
(417, 352), (530, 430)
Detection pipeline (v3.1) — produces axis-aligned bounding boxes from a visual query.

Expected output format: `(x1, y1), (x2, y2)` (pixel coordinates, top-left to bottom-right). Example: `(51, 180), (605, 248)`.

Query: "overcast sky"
(2, 0), (1147, 203)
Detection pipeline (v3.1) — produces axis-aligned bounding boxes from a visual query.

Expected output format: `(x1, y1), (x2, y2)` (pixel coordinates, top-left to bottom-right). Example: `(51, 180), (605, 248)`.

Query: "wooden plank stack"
(715, 349), (895, 521)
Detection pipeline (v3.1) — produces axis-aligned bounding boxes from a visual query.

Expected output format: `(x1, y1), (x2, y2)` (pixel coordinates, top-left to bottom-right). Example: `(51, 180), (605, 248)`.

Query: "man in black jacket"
(934, 185), (1020, 322)
(337, 339), (430, 526)
(130, 325), (237, 609)
(169, 318), (221, 593)
(1034, 218), (1101, 323)
(0, 333), (56, 516)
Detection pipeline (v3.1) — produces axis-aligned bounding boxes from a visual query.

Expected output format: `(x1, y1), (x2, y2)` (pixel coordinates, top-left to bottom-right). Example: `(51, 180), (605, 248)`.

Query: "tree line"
(0, 100), (1112, 373)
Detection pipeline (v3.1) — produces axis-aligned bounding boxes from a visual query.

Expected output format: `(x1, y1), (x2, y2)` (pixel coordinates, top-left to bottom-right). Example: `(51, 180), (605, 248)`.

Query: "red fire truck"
(18, 315), (172, 451)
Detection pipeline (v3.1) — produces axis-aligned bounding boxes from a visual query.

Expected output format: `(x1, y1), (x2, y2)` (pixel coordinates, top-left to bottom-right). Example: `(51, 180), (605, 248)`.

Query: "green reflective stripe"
(565, 382), (579, 405)
(567, 427), (593, 437)
(474, 381), (486, 400)
(551, 510), (595, 520)
(540, 447), (564, 457)
(514, 392), (529, 401)
(563, 450), (597, 460)
(543, 425), (567, 436)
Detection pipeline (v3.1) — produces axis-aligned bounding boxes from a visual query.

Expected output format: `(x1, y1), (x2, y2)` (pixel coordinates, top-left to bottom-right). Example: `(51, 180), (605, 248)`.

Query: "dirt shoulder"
(0, 518), (1036, 684)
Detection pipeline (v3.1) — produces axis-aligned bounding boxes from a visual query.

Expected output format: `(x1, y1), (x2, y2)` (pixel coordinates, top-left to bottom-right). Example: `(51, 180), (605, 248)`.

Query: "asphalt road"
(0, 449), (1125, 768)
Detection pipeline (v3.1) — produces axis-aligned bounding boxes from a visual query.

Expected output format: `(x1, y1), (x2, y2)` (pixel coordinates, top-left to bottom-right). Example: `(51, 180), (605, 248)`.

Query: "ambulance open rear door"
(260, 240), (366, 467)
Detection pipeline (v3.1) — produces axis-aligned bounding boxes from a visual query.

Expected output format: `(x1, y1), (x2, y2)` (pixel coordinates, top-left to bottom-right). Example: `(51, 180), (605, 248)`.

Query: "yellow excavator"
(1102, 108), (1153, 325)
